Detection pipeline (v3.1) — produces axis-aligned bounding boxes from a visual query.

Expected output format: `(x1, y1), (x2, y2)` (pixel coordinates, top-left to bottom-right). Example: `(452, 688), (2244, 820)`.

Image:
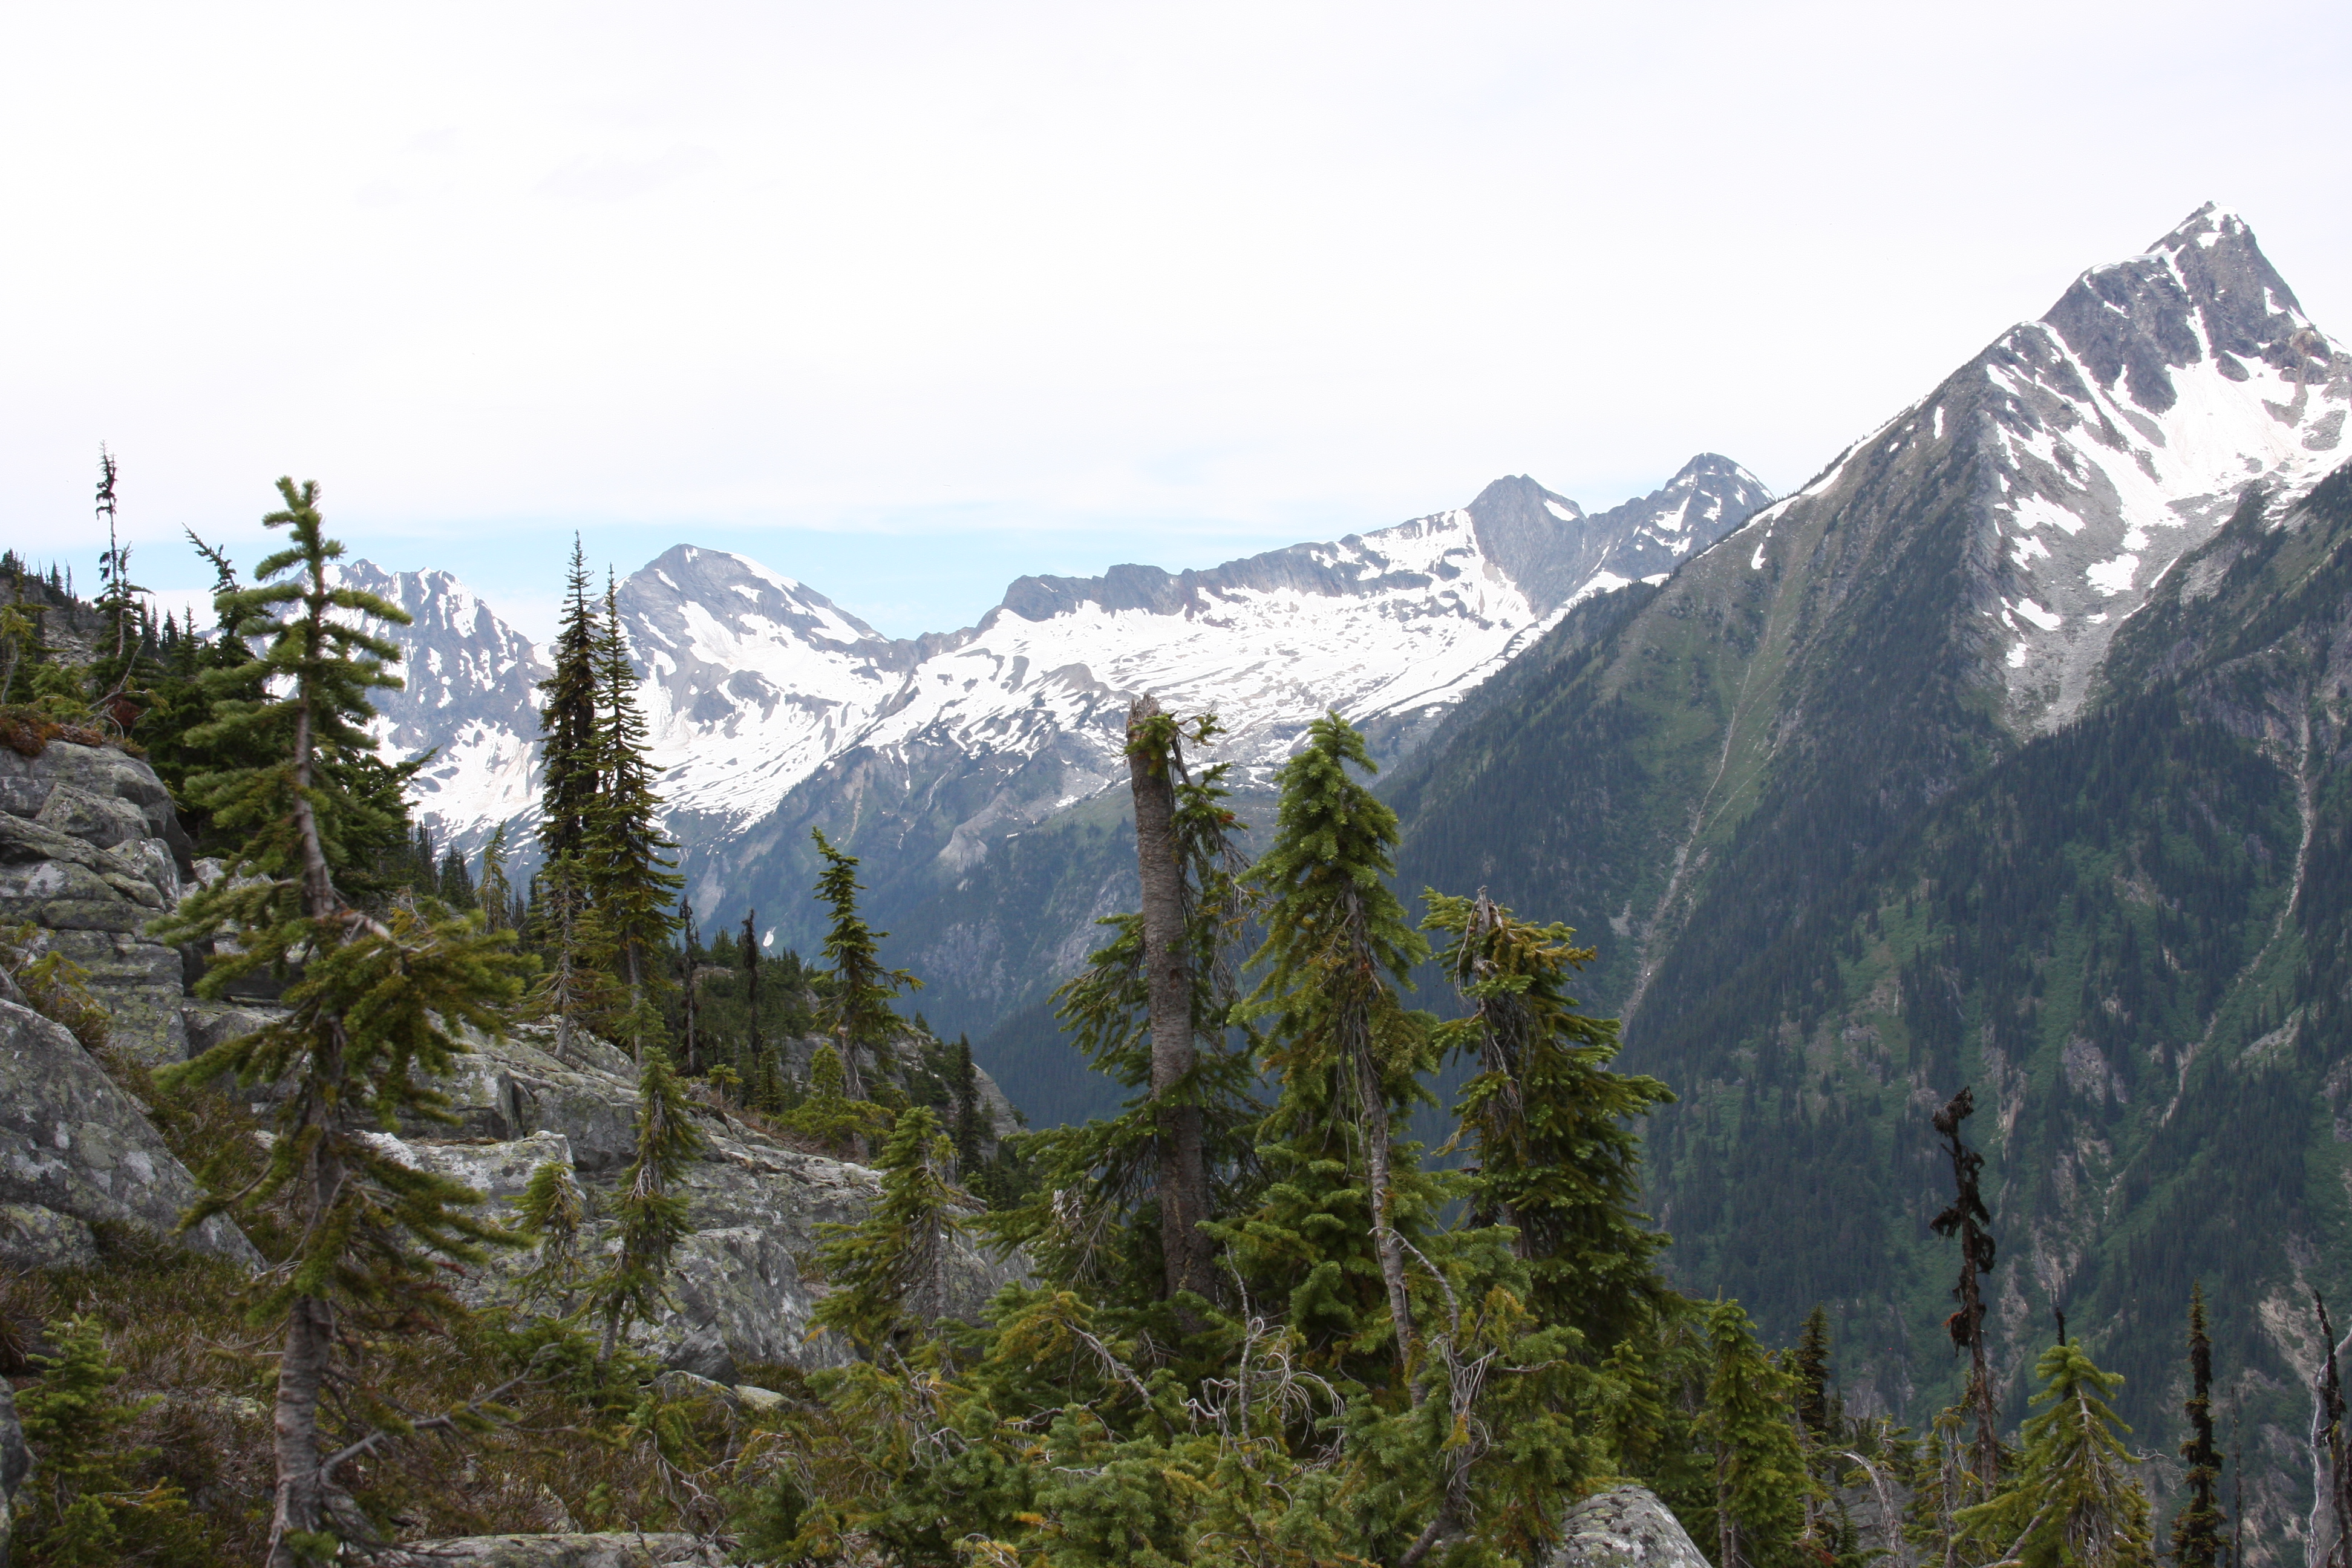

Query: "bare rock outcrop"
(1543, 1485), (1712, 1568)
(0, 995), (258, 1269)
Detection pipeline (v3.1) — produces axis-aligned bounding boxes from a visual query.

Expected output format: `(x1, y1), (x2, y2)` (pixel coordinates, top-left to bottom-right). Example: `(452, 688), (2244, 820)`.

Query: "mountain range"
(344, 201), (2351, 1536)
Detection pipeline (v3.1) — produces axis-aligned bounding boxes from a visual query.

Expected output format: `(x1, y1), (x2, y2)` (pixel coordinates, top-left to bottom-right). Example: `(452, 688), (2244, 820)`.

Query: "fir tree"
(811, 1106), (967, 1358)
(512, 1156), (590, 1314)
(1794, 1304), (1835, 1440)
(1958, 1334), (2153, 1568)
(1125, 694), (1221, 1302)
(89, 445), (152, 714)
(812, 829), (922, 1106)
(536, 538), (601, 866)
(152, 478), (530, 1566)
(14, 1314), (200, 1566)
(1424, 888), (1671, 1352)
(1229, 712), (1436, 1375)
(1694, 1299), (1809, 1568)
(584, 573), (682, 1049)
(477, 822), (517, 931)
(2172, 1284), (2224, 1568)
(949, 1033), (986, 1175)
(593, 1046), (707, 1358)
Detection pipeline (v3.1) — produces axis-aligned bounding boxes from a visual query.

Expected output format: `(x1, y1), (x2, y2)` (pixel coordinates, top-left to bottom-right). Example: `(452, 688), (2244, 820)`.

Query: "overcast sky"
(4, 2), (2347, 642)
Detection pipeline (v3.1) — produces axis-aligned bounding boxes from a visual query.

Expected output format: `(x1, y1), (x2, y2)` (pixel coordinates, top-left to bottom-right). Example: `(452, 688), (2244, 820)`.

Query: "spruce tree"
(1226, 712), (1437, 1375)
(152, 478), (529, 1566)
(536, 538), (601, 866)
(1423, 889), (1671, 1352)
(593, 1046), (707, 1358)
(477, 822), (517, 931)
(811, 1106), (967, 1358)
(812, 829), (922, 1105)
(1793, 1304), (1834, 1440)
(1958, 1334), (2154, 1568)
(584, 573), (682, 1049)
(949, 1033), (986, 1174)
(1694, 1299), (1809, 1568)
(2172, 1284), (2224, 1568)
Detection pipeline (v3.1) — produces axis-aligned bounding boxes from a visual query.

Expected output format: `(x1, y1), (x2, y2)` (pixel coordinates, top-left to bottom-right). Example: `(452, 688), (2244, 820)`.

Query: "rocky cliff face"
(0, 737), (1022, 1377)
(0, 740), (195, 1065)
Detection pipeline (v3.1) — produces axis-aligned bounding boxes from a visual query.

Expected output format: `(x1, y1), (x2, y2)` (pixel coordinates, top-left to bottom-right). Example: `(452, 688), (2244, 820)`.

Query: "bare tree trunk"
(267, 1293), (336, 1566)
(269, 1022), (347, 1566)
(1129, 695), (1213, 1303)
(1347, 978), (1416, 1382)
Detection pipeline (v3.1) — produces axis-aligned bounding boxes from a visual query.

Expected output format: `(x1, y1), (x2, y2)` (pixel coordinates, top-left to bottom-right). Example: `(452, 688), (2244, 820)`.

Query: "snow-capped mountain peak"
(367, 460), (1771, 860)
(1971, 203), (2347, 725)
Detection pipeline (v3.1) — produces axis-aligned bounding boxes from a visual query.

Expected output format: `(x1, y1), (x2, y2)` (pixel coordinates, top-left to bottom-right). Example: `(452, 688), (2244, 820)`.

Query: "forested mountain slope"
(1384, 206), (2352, 1535)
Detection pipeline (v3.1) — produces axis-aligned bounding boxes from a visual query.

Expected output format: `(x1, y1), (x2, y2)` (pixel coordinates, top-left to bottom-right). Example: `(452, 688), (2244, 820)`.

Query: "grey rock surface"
(396, 1534), (726, 1567)
(0, 742), (194, 1065)
(1544, 1485), (1711, 1568)
(0, 998), (258, 1267)
(373, 1024), (1026, 1374)
(0, 1201), (101, 1269)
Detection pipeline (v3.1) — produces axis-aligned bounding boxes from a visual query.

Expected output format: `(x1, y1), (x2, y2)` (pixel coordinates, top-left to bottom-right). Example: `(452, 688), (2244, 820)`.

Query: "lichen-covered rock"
(376, 1025), (1027, 1373)
(0, 1201), (101, 1269)
(1544, 1485), (1711, 1568)
(0, 743), (195, 1065)
(393, 1533), (726, 1567)
(0, 997), (258, 1268)
(0, 742), (193, 870)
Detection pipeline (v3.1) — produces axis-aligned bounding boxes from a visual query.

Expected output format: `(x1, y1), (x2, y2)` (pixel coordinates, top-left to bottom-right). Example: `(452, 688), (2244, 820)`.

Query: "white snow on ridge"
(1975, 211), (2349, 727)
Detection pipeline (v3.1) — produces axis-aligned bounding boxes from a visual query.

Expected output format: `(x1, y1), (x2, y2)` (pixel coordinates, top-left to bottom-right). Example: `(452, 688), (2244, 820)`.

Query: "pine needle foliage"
(2171, 1284), (2224, 1568)
(150, 478), (531, 1567)
(811, 1106), (969, 1357)
(1222, 712), (1438, 1376)
(1424, 889), (1671, 1352)
(593, 1047), (707, 1358)
(584, 573), (682, 1048)
(1959, 1337), (2154, 1568)
(811, 828), (922, 1102)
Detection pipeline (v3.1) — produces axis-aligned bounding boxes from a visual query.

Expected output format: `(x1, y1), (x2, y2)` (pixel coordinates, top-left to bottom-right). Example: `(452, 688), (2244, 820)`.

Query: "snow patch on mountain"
(352, 458), (1769, 859)
(1966, 203), (2350, 726)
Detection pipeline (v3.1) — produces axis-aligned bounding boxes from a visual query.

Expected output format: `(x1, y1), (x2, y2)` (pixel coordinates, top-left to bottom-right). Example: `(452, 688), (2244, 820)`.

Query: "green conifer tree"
(152, 478), (529, 1567)
(537, 538), (601, 867)
(949, 1033), (986, 1175)
(1222, 711), (1439, 1376)
(811, 1106), (968, 1359)
(512, 1157), (590, 1314)
(812, 829), (922, 1105)
(999, 733), (1263, 1307)
(1793, 1304), (1835, 1440)
(1694, 1300), (1809, 1568)
(1958, 1334), (2154, 1568)
(15, 1315), (201, 1566)
(2172, 1285), (2225, 1568)
(593, 1046), (707, 1358)
(584, 573), (682, 1050)
(477, 822), (517, 931)
(1424, 889), (1671, 1351)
